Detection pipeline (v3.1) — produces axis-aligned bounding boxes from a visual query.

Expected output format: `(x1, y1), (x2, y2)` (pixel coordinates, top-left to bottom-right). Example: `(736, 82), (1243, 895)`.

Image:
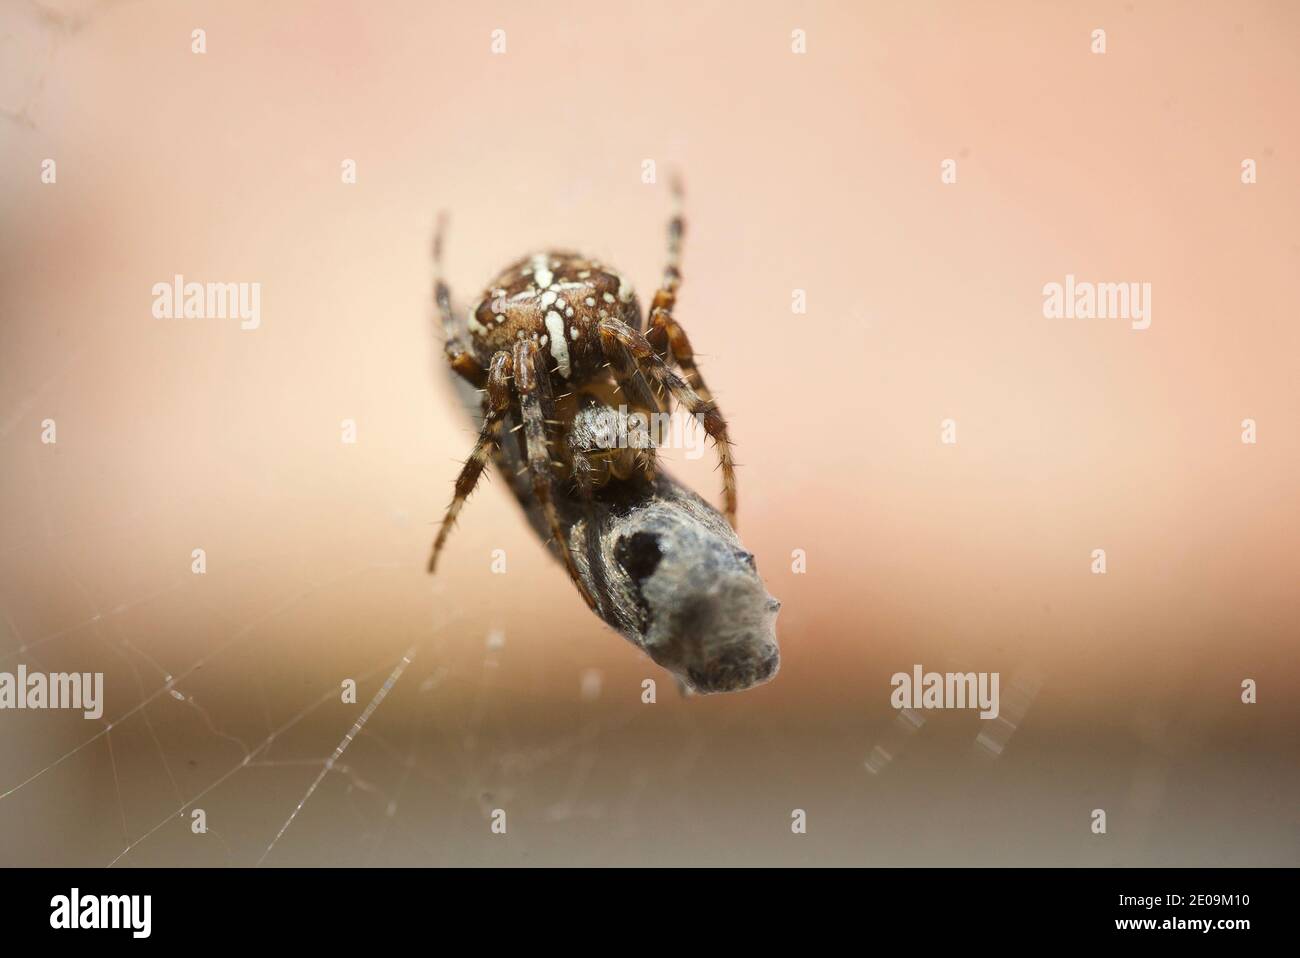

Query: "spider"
(427, 179), (737, 610)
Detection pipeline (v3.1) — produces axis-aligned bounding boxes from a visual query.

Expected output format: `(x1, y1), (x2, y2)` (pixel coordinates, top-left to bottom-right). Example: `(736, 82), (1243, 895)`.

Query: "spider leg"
(514, 340), (599, 612)
(597, 317), (736, 525)
(433, 211), (486, 389)
(643, 176), (720, 406)
(648, 307), (719, 408)
(427, 351), (512, 573)
(602, 325), (664, 413)
(646, 172), (684, 364)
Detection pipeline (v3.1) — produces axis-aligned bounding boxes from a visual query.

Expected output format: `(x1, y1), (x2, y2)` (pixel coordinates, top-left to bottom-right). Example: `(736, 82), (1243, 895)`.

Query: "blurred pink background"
(1, 0), (1296, 865)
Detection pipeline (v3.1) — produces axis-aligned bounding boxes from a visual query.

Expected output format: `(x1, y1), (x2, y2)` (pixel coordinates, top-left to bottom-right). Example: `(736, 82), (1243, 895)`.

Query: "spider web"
(0, 536), (690, 867)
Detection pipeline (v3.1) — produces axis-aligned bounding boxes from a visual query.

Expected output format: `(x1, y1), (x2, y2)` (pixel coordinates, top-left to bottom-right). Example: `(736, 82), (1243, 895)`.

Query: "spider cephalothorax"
(428, 180), (737, 612)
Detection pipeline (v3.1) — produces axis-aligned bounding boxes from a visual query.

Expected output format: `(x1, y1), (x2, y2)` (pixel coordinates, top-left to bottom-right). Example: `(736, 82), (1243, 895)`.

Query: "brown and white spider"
(427, 179), (737, 610)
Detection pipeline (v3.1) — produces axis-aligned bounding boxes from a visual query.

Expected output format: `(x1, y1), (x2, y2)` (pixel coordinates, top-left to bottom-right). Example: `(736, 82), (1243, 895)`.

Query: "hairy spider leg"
(646, 177), (723, 411)
(597, 317), (737, 525)
(433, 212), (486, 389)
(595, 328), (661, 486)
(645, 173), (684, 364)
(514, 339), (599, 611)
(428, 352), (513, 573)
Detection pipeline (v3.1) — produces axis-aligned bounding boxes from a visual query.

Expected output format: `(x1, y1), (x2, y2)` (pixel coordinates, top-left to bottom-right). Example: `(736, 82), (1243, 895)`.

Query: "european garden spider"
(427, 180), (736, 611)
